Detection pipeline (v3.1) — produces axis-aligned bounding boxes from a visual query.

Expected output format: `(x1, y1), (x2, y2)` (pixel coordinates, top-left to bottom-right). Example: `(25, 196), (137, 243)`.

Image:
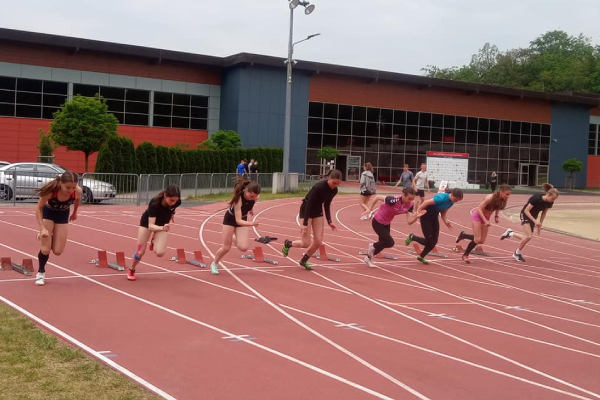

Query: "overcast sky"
(1, 0), (599, 75)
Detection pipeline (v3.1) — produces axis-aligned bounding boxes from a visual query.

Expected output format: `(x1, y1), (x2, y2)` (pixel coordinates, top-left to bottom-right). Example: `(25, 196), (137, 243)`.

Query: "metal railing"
(0, 171), (319, 206)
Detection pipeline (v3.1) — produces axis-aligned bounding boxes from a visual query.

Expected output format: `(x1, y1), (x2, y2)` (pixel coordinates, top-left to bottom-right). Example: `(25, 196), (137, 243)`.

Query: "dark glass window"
(17, 79), (42, 92)
(43, 81), (68, 95)
(309, 102), (323, 117)
(339, 105), (352, 120)
(324, 103), (338, 119)
(0, 76), (16, 90)
(406, 111), (419, 125)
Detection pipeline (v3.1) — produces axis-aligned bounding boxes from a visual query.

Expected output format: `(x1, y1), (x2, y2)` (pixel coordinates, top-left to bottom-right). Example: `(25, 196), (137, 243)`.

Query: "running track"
(1, 193), (600, 400)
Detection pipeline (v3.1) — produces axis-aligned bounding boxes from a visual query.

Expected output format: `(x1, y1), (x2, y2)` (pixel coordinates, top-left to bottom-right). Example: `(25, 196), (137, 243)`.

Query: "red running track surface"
(1, 193), (600, 400)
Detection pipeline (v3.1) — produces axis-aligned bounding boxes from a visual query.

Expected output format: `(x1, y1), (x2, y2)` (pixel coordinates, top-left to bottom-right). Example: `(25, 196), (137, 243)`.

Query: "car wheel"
(82, 187), (93, 204)
(0, 185), (13, 201)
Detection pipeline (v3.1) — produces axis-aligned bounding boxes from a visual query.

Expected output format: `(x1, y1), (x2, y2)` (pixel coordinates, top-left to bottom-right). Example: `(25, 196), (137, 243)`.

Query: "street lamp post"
(283, 0), (318, 192)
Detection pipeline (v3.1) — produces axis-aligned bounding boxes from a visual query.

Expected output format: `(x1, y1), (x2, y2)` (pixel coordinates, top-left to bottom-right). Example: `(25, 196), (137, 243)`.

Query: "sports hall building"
(1, 28), (599, 188)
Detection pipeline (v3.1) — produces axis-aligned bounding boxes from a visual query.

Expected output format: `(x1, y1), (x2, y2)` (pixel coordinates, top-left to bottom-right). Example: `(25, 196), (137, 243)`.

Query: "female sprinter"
(210, 177), (261, 275)
(456, 184), (511, 263)
(406, 188), (464, 265)
(500, 183), (559, 262)
(281, 169), (342, 270)
(128, 185), (181, 281)
(35, 171), (82, 286)
(362, 186), (425, 267)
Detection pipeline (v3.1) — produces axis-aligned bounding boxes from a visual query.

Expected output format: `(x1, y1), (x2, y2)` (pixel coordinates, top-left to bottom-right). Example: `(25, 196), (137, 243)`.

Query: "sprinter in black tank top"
(34, 171), (82, 286)
(210, 177), (261, 275)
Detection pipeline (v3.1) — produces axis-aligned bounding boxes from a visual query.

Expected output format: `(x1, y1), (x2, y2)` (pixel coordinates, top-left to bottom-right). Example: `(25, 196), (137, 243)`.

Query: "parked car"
(0, 161), (10, 167)
(0, 163), (117, 203)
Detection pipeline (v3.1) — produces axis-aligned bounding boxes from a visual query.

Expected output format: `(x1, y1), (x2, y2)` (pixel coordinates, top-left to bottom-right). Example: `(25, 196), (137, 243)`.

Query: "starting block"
(408, 243), (448, 258)
(312, 244), (341, 262)
(241, 246), (278, 265)
(170, 249), (206, 268)
(90, 251), (126, 271)
(1, 257), (34, 276)
(452, 245), (490, 257)
(358, 251), (398, 260)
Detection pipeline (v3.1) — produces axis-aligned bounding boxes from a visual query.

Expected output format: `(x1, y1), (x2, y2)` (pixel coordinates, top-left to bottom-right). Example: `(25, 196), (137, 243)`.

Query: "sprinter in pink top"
(361, 187), (425, 268)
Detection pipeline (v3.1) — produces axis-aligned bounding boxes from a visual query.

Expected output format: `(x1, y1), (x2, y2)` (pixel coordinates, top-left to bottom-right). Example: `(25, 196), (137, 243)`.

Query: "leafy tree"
(169, 148), (180, 174)
(199, 130), (242, 149)
(95, 142), (114, 173)
(140, 142), (158, 174)
(135, 144), (147, 174)
(120, 136), (137, 174)
(36, 129), (58, 162)
(422, 30), (600, 94)
(562, 158), (584, 188)
(49, 95), (118, 171)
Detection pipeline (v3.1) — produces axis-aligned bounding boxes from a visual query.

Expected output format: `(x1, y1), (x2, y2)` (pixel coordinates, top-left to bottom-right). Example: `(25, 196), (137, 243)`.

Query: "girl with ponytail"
(210, 177), (261, 275)
(35, 171), (82, 286)
(500, 183), (559, 262)
(127, 184), (181, 281)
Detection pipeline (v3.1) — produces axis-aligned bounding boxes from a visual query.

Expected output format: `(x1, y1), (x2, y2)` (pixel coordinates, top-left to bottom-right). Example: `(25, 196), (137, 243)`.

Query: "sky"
(1, 0), (599, 75)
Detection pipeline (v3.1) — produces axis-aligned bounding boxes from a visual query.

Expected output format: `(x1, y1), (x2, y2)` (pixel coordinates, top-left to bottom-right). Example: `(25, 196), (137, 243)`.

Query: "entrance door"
(346, 155), (362, 182)
(519, 164), (529, 186)
(528, 164), (538, 186)
(537, 165), (548, 186)
(335, 155), (347, 180)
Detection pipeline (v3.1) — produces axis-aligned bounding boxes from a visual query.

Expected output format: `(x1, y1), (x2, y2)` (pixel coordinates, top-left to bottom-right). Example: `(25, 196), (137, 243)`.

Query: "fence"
(0, 171), (319, 206)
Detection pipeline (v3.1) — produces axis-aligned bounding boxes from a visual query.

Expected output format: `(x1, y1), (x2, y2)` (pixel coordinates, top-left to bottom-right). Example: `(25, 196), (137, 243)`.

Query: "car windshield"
(53, 165), (67, 172)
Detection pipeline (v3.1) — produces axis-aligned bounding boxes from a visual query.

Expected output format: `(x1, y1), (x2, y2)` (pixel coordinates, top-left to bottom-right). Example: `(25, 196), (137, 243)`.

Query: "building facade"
(1, 28), (599, 187)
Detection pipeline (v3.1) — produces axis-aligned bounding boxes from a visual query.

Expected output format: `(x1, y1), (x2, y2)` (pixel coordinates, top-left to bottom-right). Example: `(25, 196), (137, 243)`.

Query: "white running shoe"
(368, 210), (375, 219)
(360, 215), (369, 220)
(367, 243), (375, 259)
(210, 262), (219, 275)
(501, 229), (514, 240)
(364, 256), (376, 268)
(35, 272), (45, 286)
(513, 252), (526, 262)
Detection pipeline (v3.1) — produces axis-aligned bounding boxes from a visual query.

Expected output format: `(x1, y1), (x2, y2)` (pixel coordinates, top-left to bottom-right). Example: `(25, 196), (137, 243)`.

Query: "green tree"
(140, 142), (158, 174)
(49, 95), (119, 171)
(562, 158), (584, 188)
(199, 130), (242, 149)
(95, 142), (114, 173)
(36, 129), (58, 162)
(120, 136), (136, 174)
(105, 135), (124, 173)
(169, 148), (180, 174)
(135, 144), (148, 174)
(422, 30), (600, 94)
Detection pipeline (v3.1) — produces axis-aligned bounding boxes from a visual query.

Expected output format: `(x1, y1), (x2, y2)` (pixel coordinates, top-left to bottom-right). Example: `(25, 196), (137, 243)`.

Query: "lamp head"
(304, 4), (315, 14)
(289, 0), (299, 9)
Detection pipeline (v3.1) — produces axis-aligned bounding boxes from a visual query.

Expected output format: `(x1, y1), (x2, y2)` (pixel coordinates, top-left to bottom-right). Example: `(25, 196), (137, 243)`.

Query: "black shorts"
(519, 212), (535, 230)
(299, 202), (322, 221)
(43, 205), (70, 224)
(418, 189), (425, 198)
(223, 210), (246, 228)
(360, 191), (374, 197)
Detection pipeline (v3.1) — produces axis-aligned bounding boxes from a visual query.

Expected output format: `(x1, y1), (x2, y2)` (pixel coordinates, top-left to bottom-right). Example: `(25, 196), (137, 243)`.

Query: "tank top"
(46, 190), (76, 211)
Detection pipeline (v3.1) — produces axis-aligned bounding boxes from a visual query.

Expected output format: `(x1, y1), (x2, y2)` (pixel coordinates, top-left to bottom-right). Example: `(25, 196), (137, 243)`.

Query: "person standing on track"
(500, 183), (559, 262)
(127, 185), (181, 281)
(412, 163), (429, 210)
(358, 162), (376, 220)
(281, 169), (342, 270)
(34, 171), (82, 286)
(361, 187), (426, 267)
(456, 184), (511, 263)
(210, 177), (261, 275)
(394, 164), (414, 190)
(405, 188), (463, 265)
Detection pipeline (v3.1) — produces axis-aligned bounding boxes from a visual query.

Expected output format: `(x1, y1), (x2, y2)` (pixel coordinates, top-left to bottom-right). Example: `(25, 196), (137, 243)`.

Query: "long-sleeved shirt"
(300, 179), (338, 226)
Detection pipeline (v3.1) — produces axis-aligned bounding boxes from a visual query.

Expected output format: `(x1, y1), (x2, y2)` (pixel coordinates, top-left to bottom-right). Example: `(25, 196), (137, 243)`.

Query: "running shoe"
(501, 229), (514, 240)
(367, 242), (375, 259)
(513, 252), (526, 262)
(282, 239), (292, 257)
(368, 210), (375, 219)
(417, 256), (429, 265)
(299, 259), (313, 271)
(364, 256), (376, 268)
(462, 255), (470, 264)
(127, 269), (136, 281)
(456, 231), (466, 243)
(210, 262), (219, 275)
(405, 234), (414, 246)
(34, 272), (45, 286)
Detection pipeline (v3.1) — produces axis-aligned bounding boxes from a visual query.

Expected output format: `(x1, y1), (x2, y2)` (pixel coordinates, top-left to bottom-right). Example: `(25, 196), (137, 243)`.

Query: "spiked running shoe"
(282, 240), (292, 257)
(210, 262), (220, 275)
(127, 269), (136, 281)
(364, 256), (376, 268)
(417, 256), (429, 265)
(34, 272), (45, 286)
(456, 231), (467, 243)
(462, 255), (470, 264)
(299, 259), (313, 271)
(513, 252), (526, 262)
(367, 242), (375, 259)
(501, 229), (514, 240)
(405, 234), (414, 246)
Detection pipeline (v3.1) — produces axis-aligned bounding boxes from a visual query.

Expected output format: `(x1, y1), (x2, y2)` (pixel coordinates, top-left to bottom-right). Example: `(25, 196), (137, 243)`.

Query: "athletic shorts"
(519, 212), (535, 230)
(471, 209), (492, 223)
(43, 205), (70, 224)
(417, 189), (425, 198)
(223, 210), (247, 228)
(360, 191), (374, 197)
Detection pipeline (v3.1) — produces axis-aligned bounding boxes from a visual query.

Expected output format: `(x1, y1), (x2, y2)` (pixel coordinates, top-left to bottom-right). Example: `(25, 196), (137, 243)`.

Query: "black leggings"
(412, 214), (439, 257)
(372, 219), (394, 255)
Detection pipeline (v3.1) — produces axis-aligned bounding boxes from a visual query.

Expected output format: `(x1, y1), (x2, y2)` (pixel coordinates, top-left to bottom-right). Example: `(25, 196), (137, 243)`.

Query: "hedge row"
(95, 136), (283, 175)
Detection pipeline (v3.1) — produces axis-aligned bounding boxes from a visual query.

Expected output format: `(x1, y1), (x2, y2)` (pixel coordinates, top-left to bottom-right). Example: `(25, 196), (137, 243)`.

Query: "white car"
(0, 163), (117, 203)
(0, 161), (10, 167)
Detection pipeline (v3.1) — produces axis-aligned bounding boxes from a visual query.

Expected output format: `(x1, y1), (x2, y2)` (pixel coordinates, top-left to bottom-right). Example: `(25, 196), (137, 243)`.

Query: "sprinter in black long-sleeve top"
(282, 169), (342, 270)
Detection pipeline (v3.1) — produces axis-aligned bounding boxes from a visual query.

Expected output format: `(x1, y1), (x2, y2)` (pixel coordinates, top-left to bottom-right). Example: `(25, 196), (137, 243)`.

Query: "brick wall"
(0, 116), (208, 172)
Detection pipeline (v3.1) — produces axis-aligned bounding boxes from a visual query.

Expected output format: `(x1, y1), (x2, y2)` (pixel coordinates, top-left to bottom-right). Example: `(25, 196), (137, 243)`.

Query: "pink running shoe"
(127, 269), (136, 281)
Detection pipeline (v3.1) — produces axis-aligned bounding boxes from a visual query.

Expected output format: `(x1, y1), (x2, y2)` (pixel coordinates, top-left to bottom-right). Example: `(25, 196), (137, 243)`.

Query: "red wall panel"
(309, 74), (553, 123)
(0, 117), (208, 173)
(0, 42), (220, 85)
(587, 155), (600, 188)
